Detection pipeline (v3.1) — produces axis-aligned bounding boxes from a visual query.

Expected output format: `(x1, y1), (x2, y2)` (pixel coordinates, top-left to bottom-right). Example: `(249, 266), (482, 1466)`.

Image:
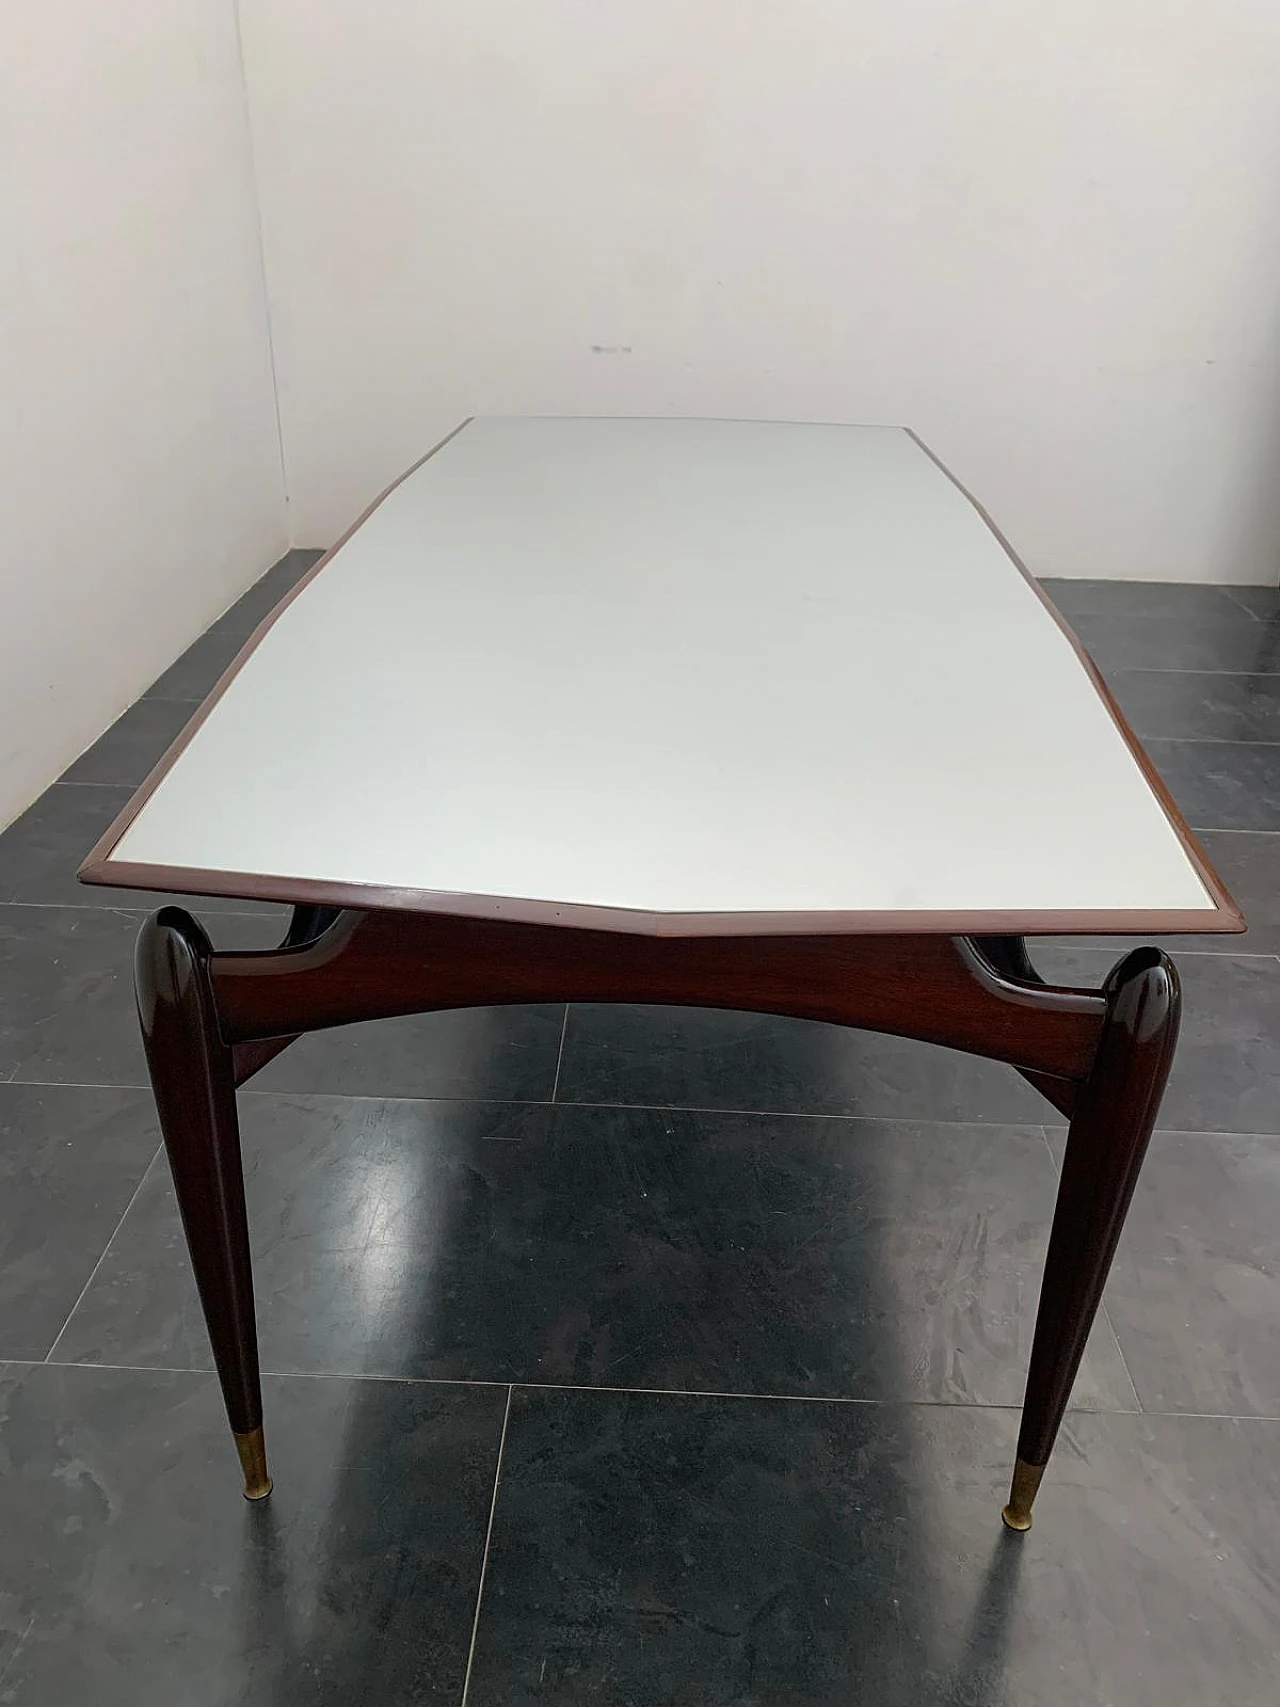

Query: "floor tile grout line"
(0, 1080), (163, 1093)
(482, 1381), (1174, 1416)
(522, 1095), (1280, 1140)
(1104, 1330), (1144, 1415)
(14, 1357), (1280, 1423)
(6, 1079), (1280, 1146)
(1123, 736), (1280, 747)
(0, 1616), (36, 1692)
(548, 1005), (570, 1104)
(42, 1143), (165, 1363)
(36, 1358), (222, 1377)
(1221, 587), (1278, 623)
(15, 1351), (1280, 1420)
(546, 1098), (1043, 1124)
(1078, 665), (1280, 677)
(459, 1384), (514, 1707)
(1038, 1126), (1143, 1413)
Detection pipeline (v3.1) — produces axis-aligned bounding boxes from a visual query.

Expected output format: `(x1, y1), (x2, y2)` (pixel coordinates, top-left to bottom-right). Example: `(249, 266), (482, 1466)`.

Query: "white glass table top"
(84, 417), (1239, 937)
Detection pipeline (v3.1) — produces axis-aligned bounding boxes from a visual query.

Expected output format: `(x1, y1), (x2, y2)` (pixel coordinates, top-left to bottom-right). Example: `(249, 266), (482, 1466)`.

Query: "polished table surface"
(82, 416), (1239, 937)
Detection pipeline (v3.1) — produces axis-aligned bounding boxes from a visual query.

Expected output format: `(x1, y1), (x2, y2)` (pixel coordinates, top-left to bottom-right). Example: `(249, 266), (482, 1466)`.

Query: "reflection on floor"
(2, 560), (1279, 1703)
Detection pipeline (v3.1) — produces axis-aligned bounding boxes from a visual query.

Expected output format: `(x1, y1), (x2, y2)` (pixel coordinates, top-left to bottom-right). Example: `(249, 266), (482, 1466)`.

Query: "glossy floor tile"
(53, 1096), (552, 1382)
(59, 699), (194, 787)
(0, 905), (280, 1088)
(1067, 608), (1280, 673)
(555, 1004), (1047, 1123)
(1143, 739), (1280, 832)
(1220, 583), (1280, 620)
(0, 784), (280, 914)
(1039, 577), (1272, 624)
(143, 549), (322, 702)
(142, 617), (261, 702)
(222, 547), (324, 629)
(0, 1362), (505, 1706)
(1065, 1127), (1280, 1418)
(1104, 668), (1280, 742)
(467, 1389), (1280, 1707)
(1192, 833), (1280, 953)
(50, 1100), (1131, 1406)
(0, 1085), (158, 1360)
(1035, 945), (1280, 1134)
(252, 1003), (566, 1102)
(0, 901), (557, 1098)
(0, 786), (138, 907)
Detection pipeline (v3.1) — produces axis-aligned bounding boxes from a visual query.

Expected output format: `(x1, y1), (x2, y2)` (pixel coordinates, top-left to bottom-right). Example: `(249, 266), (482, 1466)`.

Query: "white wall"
(0, 1), (288, 828)
(241, 0), (1280, 583)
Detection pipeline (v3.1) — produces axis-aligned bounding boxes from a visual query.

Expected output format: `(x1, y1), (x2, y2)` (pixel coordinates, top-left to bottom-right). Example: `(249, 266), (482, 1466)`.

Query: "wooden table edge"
(77, 417), (1243, 939)
(77, 854), (1244, 939)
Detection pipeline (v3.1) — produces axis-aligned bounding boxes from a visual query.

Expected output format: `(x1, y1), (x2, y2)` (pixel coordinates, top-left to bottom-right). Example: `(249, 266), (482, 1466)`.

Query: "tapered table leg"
(133, 907), (1135, 1511)
(1002, 947), (1180, 1530)
(135, 908), (271, 1499)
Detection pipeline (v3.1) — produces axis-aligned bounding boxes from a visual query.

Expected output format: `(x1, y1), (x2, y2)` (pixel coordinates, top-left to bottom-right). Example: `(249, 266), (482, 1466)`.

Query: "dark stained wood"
(231, 1033), (297, 1086)
(970, 937), (1078, 1114)
(133, 901), (1179, 1525)
(1018, 1070), (1077, 1118)
(970, 935), (1042, 984)
(230, 906), (338, 1083)
(209, 910), (1107, 1082)
(135, 909), (265, 1449)
(79, 852), (1243, 939)
(282, 903), (343, 948)
(1015, 947), (1181, 1472)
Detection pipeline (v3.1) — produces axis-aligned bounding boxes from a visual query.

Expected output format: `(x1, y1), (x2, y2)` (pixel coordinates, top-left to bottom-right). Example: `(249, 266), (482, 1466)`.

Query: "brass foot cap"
(234, 1426), (273, 1501)
(1000, 1457), (1045, 1534)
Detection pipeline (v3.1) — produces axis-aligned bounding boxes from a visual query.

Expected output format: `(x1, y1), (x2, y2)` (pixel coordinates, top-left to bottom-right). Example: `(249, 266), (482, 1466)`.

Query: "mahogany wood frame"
(136, 902), (1179, 1531)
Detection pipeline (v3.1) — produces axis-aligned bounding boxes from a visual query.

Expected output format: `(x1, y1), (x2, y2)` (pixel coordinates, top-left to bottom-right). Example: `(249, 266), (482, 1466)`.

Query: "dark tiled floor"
(46, 1102), (1134, 1406)
(468, 1391), (1280, 1707)
(1038, 945), (1280, 1136)
(1140, 740), (1280, 832)
(554, 1004), (1050, 1122)
(0, 782), (284, 912)
(0, 1086), (159, 1362)
(250, 1006), (565, 1103)
(59, 699), (197, 787)
(1063, 606), (1280, 673)
(0, 1364), (505, 1705)
(142, 548), (324, 702)
(1044, 1125), (1280, 1418)
(1103, 669), (1280, 742)
(0, 905), (283, 1088)
(1, 569), (1279, 1702)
